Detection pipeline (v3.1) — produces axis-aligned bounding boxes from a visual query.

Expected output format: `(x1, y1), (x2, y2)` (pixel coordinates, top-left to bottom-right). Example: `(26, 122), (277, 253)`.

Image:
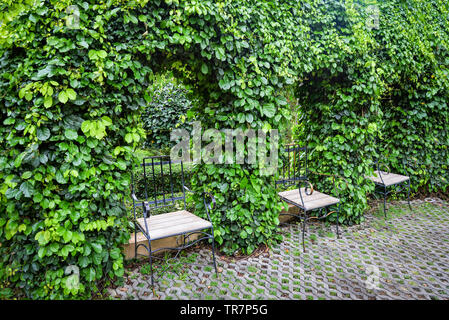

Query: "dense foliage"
(294, 0), (449, 224)
(376, 1), (449, 194)
(141, 79), (193, 150)
(0, 0), (448, 299)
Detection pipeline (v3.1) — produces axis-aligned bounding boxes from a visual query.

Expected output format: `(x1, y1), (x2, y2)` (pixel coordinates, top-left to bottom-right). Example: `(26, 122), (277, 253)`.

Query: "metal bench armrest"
(296, 180), (314, 208)
(131, 193), (150, 218)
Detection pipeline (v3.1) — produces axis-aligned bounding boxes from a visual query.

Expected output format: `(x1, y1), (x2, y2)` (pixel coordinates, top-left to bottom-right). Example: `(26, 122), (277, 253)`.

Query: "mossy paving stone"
(109, 198), (449, 300)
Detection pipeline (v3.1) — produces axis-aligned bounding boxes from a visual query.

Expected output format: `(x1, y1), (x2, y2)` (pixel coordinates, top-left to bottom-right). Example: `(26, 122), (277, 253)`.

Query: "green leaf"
(4, 118), (15, 125)
(124, 133), (133, 143)
(44, 96), (53, 108)
(37, 127), (50, 141)
(79, 256), (89, 268)
(91, 243), (102, 253)
(215, 46), (226, 61)
(81, 121), (91, 135)
(116, 160), (127, 170)
(201, 63), (208, 74)
(64, 129), (78, 140)
(262, 103), (276, 118)
(110, 248), (121, 260)
(33, 193), (43, 203)
(86, 267), (96, 282)
(20, 181), (34, 198)
(58, 91), (68, 104)
(101, 116), (112, 126)
(128, 14), (138, 24)
(66, 88), (77, 100)
(61, 244), (74, 257)
(14, 152), (26, 168)
(21, 171), (32, 179)
(97, 50), (107, 59)
(62, 230), (72, 243)
(88, 50), (97, 60)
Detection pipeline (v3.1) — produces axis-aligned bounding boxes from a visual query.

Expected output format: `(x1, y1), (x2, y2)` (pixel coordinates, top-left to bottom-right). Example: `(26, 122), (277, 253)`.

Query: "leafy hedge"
(0, 0), (291, 298)
(1, 0), (448, 299)
(294, 0), (449, 224)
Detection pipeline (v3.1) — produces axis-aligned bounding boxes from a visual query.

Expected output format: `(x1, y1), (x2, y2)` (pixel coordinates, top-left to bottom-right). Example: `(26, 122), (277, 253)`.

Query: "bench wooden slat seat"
(136, 210), (212, 240)
(131, 155), (218, 287)
(366, 171), (410, 187)
(276, 145), (344, 252)
(278, 188), (340, 211)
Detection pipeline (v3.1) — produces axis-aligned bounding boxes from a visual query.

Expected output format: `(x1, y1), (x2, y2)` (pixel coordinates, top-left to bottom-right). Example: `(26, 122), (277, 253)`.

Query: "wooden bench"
(276, 145), (345, 252)
(278, 188), (340, 211)
(367, 170), (410, 187)
(130, 156), (218, 287)
(135, 210), (212, 241)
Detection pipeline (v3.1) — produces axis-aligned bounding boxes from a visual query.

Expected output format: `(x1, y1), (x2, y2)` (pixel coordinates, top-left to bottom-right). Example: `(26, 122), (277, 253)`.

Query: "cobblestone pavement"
(108, 198), (449, 300)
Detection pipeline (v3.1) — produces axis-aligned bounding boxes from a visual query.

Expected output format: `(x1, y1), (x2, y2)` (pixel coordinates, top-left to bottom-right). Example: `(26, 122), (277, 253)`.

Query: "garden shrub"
(374, 1), (449, 194)
(0, 0), (293, 298)
(141, 77), (193, 150)
(0, 0), (448, 299)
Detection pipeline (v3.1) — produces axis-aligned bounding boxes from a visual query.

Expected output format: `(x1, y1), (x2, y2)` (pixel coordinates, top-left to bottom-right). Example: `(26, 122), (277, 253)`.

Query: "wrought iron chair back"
(130, 155), (218, 287)
(275, 144), (308, 188)
(131, 155), (187, 220)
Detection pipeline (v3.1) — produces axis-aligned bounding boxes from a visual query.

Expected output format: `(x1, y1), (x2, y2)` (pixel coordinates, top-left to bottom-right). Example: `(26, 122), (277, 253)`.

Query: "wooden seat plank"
(137, 210), (212, 240)
(366, 171), (409, 187)
(278, 188), (340, 211)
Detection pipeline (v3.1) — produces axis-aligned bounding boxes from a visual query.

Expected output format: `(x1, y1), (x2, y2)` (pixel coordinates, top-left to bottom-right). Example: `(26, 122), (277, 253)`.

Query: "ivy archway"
(0, 0), (304, 298)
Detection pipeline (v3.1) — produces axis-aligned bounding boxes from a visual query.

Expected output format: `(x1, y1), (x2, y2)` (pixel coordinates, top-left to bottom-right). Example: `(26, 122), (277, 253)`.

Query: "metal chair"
(130, 155), (218, 287)
(366, 158), (412, 217)
(276, 145), (346, 252)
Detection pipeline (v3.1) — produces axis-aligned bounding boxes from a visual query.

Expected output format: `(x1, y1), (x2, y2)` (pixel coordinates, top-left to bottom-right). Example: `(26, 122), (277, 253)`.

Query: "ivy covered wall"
(0, 0), (448, 299)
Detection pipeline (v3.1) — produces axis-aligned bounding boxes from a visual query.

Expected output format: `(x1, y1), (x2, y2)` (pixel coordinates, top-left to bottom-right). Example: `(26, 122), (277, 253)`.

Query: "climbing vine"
(0, 0), (448, 299)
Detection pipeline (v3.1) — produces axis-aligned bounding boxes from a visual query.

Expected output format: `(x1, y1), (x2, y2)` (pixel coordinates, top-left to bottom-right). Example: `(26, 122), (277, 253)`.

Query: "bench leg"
(407, 179), (412, 211)
(336, 204), (340, 239)
(302, 211), (307, 253)
(134, 229), (138, 259)
(383, 186), (387, 218)
(210, 232), (218, 277)
(148, 240), (154, 287)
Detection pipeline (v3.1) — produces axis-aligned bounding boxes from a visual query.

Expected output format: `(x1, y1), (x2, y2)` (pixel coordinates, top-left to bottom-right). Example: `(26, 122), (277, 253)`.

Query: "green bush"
(0, 0), (290, 298)
(1, 0), (448, 299)
(293, 0), (449, 224)
(375, 1), (449, 193)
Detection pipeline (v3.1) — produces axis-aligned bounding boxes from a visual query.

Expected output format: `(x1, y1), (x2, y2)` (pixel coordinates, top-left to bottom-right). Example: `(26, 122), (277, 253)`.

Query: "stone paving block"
(110, 198), (449, 300)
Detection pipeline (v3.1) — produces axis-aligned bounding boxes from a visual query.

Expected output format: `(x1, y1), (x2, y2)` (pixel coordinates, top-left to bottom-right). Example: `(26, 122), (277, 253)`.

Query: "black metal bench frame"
(276, 145), (346, 252)
(371, 158), (412, 217)
(130, 155), (218, 287)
